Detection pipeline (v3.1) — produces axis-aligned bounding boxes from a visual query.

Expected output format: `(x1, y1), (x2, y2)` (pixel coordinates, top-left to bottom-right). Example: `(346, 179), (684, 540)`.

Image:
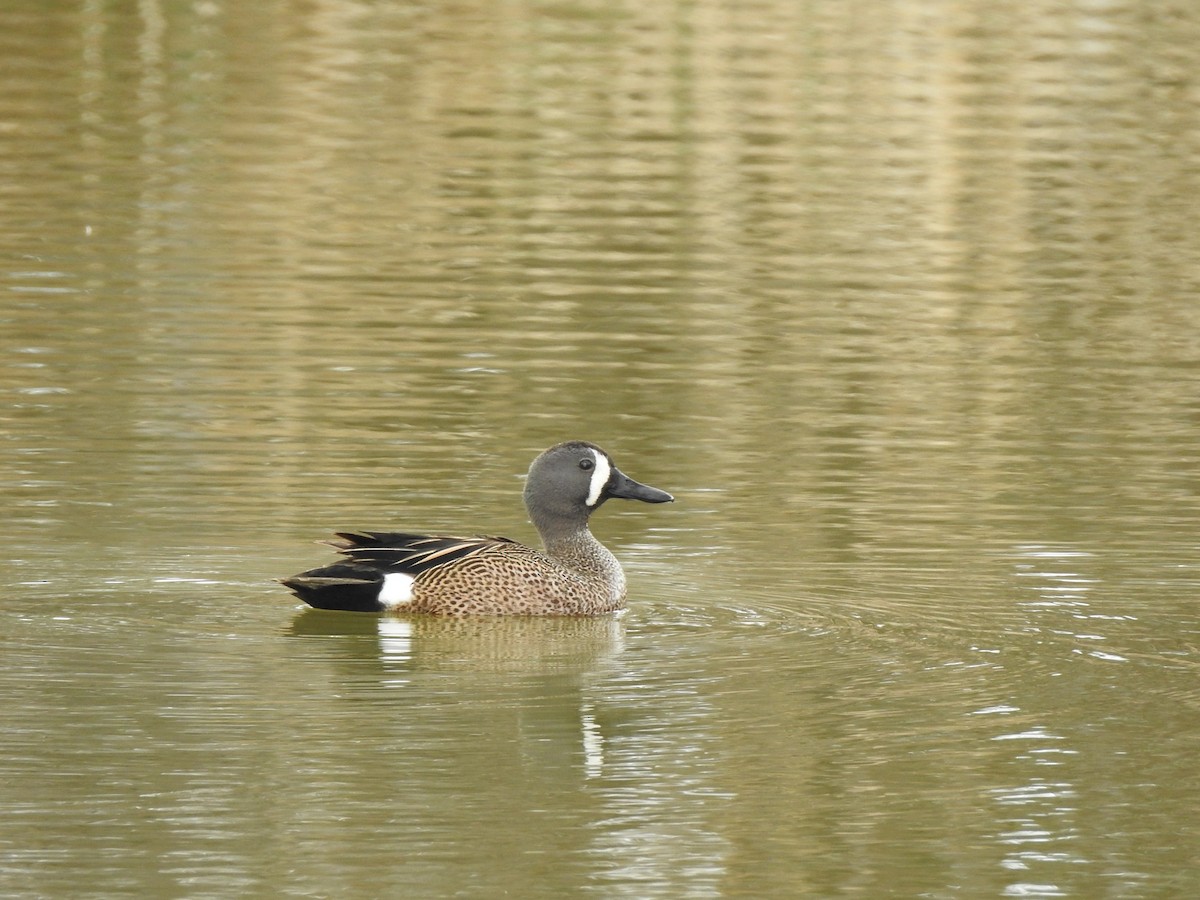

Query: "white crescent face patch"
(585, 448), (612, 507)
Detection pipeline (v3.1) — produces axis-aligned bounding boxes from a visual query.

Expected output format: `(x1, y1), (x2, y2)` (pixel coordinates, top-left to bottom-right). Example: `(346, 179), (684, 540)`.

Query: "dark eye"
(579, 458), (594, 471)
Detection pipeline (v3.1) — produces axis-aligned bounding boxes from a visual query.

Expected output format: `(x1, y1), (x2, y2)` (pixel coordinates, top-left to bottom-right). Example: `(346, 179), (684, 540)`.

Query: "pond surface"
(3, 1), (1200, 897)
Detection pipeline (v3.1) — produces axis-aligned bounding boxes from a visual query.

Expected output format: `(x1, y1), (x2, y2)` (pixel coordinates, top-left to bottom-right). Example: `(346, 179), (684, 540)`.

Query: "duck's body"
(282, 441), (673, 616)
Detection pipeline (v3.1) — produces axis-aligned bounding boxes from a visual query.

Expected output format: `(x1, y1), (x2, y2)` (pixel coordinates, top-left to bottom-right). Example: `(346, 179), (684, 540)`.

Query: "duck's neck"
(542, 524), (603, 567)
(539, 516), (621, 574)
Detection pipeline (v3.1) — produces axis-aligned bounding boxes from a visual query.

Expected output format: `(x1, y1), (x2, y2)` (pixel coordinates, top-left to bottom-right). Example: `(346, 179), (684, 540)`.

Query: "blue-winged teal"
(282, 441), (674, 615)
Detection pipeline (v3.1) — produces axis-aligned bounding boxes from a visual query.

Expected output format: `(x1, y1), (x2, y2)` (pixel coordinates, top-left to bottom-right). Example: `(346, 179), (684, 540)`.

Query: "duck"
(281, 441), (674, 615)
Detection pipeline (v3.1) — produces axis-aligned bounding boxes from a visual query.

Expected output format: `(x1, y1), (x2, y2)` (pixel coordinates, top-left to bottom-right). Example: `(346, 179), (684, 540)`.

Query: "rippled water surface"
(3, 1), (1200, 897)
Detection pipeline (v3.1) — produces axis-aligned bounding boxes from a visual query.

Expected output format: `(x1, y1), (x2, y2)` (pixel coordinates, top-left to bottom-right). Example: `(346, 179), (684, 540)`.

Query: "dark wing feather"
(325, 530), (521, 575)
(280, 563), (386, 612)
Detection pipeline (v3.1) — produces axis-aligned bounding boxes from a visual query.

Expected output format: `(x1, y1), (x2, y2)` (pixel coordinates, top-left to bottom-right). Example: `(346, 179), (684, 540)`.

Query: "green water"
(3, 1), (1199, 897)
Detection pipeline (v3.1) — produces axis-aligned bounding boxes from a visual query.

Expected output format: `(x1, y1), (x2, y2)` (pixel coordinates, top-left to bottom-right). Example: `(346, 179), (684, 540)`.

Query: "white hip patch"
(378, 572), (415, 608)
(586, 449), (611, 507)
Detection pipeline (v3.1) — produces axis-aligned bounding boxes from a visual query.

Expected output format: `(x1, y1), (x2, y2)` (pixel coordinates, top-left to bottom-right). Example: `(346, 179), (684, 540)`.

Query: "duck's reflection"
(289, 607), (627, 674)
(285, 605), (728, 888)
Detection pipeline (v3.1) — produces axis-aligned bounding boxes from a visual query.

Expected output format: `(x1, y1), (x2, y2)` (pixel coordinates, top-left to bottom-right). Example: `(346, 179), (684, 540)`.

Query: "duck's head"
(523, 440), (673, 527)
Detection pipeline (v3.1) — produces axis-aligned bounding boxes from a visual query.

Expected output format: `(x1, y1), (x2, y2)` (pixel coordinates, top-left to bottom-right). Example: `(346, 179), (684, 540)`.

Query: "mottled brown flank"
(405, 542), (626, 616)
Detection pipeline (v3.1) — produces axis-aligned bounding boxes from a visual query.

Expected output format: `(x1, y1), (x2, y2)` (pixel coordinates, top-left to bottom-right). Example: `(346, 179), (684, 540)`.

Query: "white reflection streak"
(580, 701), (604, 778)
(987, 711), (1083, 892)
(377, 618), (414, 676)
(1012, 544), (1131, 661)
(992, 727), (1064, 742)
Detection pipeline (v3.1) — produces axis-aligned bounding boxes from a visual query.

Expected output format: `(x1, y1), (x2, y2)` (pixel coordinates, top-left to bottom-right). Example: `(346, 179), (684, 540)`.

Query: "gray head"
(523, 441), (673, 531)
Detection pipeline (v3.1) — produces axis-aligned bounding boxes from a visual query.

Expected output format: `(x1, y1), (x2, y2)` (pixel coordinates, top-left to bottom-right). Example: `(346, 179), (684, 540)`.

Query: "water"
(3, 1), (1200, 896)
